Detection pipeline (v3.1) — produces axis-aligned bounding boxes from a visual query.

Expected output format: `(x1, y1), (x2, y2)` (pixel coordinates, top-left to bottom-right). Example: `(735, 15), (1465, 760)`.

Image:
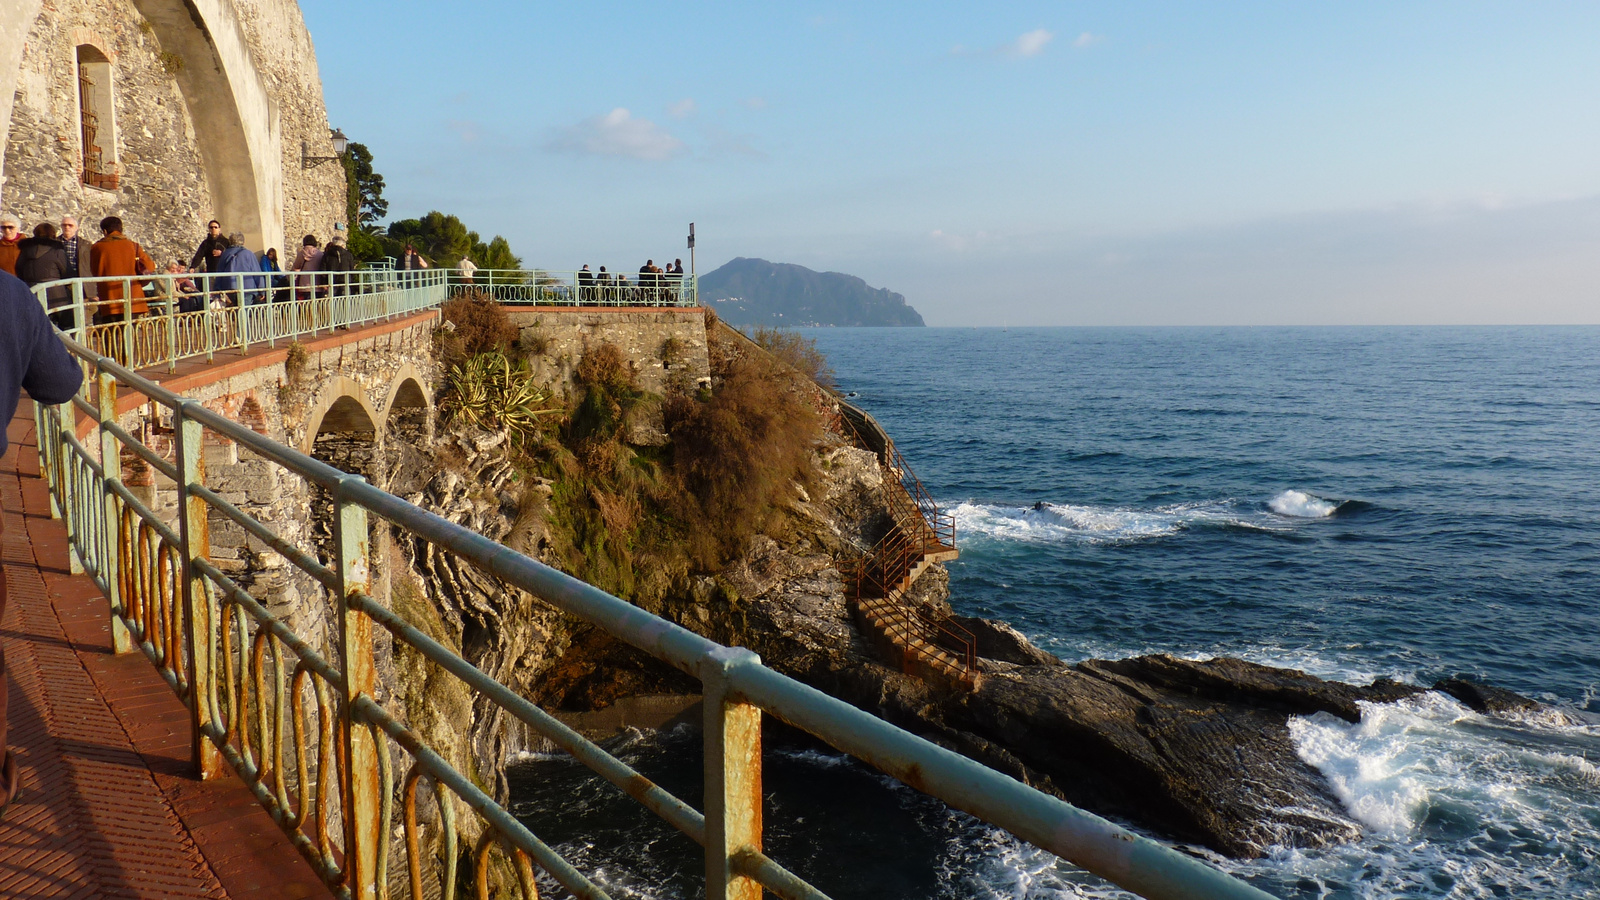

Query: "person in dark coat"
(188, 219), (228, 275)
(58, 217), (92, 280)
(0, 269), (85, 816)
(14, 224), (73, 330)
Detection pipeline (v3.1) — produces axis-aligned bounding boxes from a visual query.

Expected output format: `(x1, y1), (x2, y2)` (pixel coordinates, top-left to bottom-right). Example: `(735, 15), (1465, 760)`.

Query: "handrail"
(28, 267), (451, 371)
(30, 322), (1277, 899)
(448, 268), (697, 307)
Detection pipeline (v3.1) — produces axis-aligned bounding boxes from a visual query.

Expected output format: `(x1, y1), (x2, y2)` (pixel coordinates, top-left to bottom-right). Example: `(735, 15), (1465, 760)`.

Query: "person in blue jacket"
(0, 271), (83, 817)
(216, 233), (266, 306)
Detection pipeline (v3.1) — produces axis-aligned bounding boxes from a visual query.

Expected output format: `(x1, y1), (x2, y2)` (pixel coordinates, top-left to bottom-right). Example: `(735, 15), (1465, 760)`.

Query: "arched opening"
(310, 394), (377, 567)
(383, 378), (430, 496)
(75, 45), (118, 190)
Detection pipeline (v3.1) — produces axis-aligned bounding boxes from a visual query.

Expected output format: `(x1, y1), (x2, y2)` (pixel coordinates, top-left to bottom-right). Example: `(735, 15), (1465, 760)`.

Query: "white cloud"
(1073, 31), (1103, 49)
(952, 28), (1056, 59)
(548, 108), (683, 161)
(1011, 28), (1054, 58)
(668, 98), (697, 119)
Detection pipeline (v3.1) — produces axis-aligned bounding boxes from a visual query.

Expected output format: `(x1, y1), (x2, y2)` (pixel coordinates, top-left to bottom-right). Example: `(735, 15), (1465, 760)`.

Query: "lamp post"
(302, 127), (349, 169)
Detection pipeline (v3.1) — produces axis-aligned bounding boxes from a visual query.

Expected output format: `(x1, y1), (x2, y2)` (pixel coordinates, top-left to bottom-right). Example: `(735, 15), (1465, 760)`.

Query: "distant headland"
(700, 257), (925, 327)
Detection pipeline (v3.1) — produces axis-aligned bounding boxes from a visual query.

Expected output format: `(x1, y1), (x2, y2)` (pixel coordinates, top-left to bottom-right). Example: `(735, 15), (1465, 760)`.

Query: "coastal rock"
(1433, 677), (1541, 715)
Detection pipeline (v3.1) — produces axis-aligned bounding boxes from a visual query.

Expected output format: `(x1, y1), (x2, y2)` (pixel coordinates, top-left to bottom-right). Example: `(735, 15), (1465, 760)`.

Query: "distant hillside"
(699, 258), (925, 327)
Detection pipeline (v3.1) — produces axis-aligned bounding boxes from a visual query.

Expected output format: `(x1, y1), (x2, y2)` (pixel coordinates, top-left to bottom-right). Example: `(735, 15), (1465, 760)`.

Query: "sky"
(302, 2), (1600, 326)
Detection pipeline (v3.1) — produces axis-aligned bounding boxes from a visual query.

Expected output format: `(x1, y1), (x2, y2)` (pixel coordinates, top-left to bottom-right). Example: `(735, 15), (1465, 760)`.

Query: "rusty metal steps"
(851, 568), (977, 691)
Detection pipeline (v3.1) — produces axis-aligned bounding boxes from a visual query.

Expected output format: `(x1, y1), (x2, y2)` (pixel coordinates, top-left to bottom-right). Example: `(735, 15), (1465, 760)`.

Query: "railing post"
(96, 367), (134, 654)
(121, 281), (134, 366)
(167, 285), (178, 373)
(702, 647), (763, 900)
(174, 401), (223, 778)
(54, 401), (84, 574)
(335, 482), (381, 898)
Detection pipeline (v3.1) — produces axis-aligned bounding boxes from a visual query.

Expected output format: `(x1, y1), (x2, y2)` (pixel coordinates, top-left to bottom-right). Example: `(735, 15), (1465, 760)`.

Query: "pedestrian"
(89, 216), (155, 324)
(578, 264), (594, 303)
(293, 234), (323, 300)
(14, 224), (72, 329)
(58, 216), (92, 280)
(187, 219), (228, 287)
(458, 254), (477, 284)
(0, 217), (22, 276)
(398, 243), (427, 271)
(218, 233), (266, 306)
(0, 269), (85, 818)
(318, 228), (356, 298)
(260, 248), (289, 302)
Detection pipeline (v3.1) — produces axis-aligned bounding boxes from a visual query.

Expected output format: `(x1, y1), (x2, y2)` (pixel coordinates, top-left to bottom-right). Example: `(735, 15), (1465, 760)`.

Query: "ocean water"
(515, 326), (1600, 899)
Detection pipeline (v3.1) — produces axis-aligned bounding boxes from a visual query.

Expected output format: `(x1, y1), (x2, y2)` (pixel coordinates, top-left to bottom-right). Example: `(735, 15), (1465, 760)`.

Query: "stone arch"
(381, 370), (431, 496)
(302, 376), (379, 455)
(378, 363), (432, 428)
(306, 379), (377, 568)
(123, 0), (284, 249)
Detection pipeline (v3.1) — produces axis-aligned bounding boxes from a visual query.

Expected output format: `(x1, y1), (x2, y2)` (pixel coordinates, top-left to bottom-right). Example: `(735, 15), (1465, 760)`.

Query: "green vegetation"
(443, 353), (556, 446)
(434, 298), (826, 608)
(339, 140), (521, 269)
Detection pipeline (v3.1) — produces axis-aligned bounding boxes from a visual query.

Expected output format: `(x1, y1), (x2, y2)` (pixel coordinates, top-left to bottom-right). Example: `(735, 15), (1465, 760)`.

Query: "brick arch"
(302, 376), (378, 454)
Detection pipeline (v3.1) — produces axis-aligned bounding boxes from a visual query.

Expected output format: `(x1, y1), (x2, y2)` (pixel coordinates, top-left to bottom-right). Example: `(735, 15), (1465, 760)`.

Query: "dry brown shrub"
(437, 292), (518, 367)
(749, 326), (834, 388)
(666, 350), (820, 568)
(576, 342), (634, 391)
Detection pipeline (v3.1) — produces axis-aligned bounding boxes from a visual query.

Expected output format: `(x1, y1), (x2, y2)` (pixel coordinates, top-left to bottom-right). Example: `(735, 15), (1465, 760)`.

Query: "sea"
(513, 326), (1600, 899)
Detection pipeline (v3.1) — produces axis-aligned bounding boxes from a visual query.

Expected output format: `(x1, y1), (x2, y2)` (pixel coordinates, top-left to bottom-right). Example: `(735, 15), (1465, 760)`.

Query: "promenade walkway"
(0, 406), (330, 899)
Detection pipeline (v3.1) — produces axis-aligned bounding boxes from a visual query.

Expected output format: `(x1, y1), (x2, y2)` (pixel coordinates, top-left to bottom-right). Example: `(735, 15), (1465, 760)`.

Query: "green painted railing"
(29, 267), (451, 371)
(448, 268), (697, 307)
(27, 283), (1277, 900)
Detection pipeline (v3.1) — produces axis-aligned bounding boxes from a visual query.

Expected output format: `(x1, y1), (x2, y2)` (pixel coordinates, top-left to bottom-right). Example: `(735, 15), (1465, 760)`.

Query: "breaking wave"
(1267, 489), (1341, 518)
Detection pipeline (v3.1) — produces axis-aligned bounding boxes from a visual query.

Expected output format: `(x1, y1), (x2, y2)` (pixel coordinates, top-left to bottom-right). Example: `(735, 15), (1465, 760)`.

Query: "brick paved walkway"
(1, 407), (331, 899)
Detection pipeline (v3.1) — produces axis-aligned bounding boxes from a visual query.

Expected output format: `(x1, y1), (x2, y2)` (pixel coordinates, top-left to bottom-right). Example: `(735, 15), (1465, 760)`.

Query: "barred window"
(76, 45), (119, 191)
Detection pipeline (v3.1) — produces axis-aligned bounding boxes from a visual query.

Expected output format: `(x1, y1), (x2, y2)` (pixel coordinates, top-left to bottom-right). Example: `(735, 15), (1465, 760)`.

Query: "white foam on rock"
(1268, 489), (1339, 518)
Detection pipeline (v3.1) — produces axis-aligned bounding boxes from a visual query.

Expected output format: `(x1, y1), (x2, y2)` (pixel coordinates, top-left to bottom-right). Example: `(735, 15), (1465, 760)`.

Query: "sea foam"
(1267, 489), (1339, 518)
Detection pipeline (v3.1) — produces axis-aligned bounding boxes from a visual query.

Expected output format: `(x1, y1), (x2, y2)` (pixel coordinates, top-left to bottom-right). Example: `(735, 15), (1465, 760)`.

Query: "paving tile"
(1, 407), (334, 899)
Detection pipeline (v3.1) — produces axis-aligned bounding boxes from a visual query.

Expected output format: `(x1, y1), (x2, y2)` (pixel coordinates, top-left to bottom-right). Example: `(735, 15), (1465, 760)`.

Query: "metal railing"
(448, 268), (697, 307)
(28, 309), (1276, 900)
(31, 268), (451, 371)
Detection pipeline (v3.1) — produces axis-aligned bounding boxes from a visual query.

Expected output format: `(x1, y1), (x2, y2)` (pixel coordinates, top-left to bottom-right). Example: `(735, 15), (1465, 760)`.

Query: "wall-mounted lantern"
(302, 127), (349, 169)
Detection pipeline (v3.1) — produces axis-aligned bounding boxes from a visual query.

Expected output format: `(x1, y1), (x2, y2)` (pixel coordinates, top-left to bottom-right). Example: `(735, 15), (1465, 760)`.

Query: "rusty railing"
(29, 303), (1279, 899)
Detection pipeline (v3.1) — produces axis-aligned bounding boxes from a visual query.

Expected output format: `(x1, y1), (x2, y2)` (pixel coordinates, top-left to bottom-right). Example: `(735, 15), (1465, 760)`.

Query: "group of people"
(0, 212), (357, 326)
(575, 258), (687, 303)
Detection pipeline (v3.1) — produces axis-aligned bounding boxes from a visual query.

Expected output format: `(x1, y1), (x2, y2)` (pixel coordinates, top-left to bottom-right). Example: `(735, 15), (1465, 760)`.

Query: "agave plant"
(445, 352), (557, 442)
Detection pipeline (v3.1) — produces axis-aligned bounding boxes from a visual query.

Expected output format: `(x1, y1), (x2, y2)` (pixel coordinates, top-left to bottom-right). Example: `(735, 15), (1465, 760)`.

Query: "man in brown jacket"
(89, 216), (155, 322)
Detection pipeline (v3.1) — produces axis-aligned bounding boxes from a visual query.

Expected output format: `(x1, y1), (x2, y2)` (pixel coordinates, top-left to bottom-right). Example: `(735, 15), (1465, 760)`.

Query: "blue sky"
(303, 2), (1600, 326)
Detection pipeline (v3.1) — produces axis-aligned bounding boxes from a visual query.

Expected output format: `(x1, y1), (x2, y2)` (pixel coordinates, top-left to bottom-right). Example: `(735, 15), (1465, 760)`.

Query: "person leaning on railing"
(0, 269), (84, 818)
(90, 216), (156, 325)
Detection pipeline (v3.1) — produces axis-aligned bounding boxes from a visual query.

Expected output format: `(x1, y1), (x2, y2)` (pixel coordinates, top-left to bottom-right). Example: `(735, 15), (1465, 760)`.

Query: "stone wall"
(1, 0), (344, 263)
(114, 315), (440, 664)
(5, 0), (214, 267)
(505, 307), (711, 397)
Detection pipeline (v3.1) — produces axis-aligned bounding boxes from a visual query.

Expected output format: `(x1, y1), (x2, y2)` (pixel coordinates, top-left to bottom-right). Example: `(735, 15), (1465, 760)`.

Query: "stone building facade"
(1, 0), (346, 268)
